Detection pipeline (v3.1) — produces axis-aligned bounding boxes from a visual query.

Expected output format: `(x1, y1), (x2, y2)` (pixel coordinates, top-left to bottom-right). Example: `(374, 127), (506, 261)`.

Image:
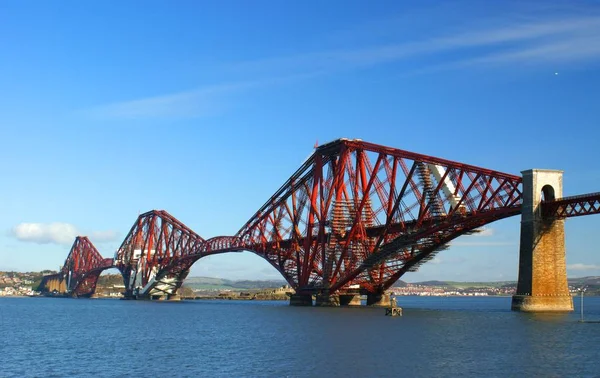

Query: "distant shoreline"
(2, 294), (598, 300)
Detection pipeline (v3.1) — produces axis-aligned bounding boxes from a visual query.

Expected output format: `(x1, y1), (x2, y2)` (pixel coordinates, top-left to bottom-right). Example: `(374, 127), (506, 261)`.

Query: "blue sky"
(1, 1), (599, 282)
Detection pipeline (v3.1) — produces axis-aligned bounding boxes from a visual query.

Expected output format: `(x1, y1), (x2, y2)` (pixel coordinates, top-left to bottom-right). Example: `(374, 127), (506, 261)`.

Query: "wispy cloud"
(451, 242), (516, 247)
(439, 16), (600, 49)
(568, 263), (600, 271)
(234, 15), (600, 76)
(454, 34), (600, 68)
(449, 227), (515, 246)
(9, 222), (120, 246)
(88, 11), (600, 119)
(87, 81), (256, 119)
(87, 72), (320, 120)
(451, 241), (514, 247)
(429, 256), (467, 265)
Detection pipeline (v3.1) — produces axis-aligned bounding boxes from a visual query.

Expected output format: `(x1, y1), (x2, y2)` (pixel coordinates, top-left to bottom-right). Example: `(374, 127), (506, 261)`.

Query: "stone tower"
(511, 169), (573, 312)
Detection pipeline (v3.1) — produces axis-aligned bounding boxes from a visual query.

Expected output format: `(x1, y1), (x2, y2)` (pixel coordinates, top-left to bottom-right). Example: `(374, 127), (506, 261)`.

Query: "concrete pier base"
(289, 294), (313, 306)
(366, 293), (391, 307)
(167, 294), (181, 301)
(511, 295), (573, 312)
(315, 293), (340, 307)
(339, 294), (362, 306)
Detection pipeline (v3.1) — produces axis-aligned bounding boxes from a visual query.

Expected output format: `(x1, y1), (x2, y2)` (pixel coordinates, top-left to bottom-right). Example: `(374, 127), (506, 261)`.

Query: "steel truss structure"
(234, 139), (523, 295)
(542, 192), (600, 218)
(39, 236), (113, 297)
(114, 210), (205, 299)
(41, 139), (600, 300)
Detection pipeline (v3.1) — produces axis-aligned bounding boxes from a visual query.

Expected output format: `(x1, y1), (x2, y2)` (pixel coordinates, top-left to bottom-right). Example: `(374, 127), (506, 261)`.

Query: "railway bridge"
(39, 139), (600, 311)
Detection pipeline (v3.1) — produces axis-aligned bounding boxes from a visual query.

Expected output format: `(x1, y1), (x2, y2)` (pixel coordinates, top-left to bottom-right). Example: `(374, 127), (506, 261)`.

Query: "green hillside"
(184, 276), (287, 290)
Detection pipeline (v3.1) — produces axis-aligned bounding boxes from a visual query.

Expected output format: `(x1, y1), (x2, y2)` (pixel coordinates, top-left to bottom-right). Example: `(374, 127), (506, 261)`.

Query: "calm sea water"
(1, 296), (599, 377)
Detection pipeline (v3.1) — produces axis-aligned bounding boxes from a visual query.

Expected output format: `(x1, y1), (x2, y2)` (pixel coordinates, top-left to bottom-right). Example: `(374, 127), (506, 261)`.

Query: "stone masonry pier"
(512, 169), (573, 312)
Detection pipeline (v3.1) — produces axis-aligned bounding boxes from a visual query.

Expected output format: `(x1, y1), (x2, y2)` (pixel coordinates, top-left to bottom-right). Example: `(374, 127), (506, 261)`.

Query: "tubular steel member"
(114, 210), (206, 300)
(39, 236), (113, 297)
(232, 138), (524, 304)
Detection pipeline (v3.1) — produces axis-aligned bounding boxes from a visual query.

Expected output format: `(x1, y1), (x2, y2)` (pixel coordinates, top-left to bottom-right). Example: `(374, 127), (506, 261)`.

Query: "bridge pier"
(289, 294), (313, 306)
(315, 293), (340, 307)
(167, 293), (181, 301)
(512, 169), (573, 312)
(339, 292), (362, 306)
(366, 292), (392, 307)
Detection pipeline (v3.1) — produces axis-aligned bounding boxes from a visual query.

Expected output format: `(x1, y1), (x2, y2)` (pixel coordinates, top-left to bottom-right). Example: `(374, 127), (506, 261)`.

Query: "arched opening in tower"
(541, 184), (556, 202)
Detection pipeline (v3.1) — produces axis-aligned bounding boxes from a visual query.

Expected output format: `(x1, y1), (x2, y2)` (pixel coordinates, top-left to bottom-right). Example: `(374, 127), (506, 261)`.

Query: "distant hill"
(408, 276), (600, 289)
(568, 276), (600, 286)
(392, 280), (408, 287)
(179, 275), (600, 291)
(412, 280), (450, 287)
(413, 280), (516, 289)
(184, 276), (287, 290)
(97, 274), (125, 287)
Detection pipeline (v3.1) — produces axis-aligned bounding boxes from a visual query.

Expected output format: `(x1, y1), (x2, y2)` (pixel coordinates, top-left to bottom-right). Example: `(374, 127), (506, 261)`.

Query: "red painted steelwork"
(114, 210), (205, 298)
(62, 236), (113, 297)
(233, 139), (523, 294)
(50, 139), (600, 300)
(541, 192), (600, 218)
(202, 236), (245, 253)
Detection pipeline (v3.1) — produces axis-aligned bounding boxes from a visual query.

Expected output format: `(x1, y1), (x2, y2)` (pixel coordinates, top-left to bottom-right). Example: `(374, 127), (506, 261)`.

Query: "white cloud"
(11, 223), (78, 245)
(471, 228), (494, 237)
(567, 263), (600, 271)
(10, 222), (120, 246)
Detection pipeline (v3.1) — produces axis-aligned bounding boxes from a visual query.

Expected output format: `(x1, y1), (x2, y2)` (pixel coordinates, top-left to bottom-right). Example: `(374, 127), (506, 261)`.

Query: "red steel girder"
(541, 192), (600, 218)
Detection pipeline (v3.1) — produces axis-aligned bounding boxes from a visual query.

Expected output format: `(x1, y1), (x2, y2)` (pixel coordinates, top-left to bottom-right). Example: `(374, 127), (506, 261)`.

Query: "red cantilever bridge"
(40, 139), (600, 310)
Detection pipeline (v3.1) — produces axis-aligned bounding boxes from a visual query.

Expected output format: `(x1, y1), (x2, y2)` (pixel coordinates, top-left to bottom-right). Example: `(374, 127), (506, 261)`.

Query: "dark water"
(1, 296), (599, 377)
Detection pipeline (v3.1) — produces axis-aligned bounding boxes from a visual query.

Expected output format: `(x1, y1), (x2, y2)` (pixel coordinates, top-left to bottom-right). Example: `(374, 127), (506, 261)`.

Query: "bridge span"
(39, 139), (600, 311)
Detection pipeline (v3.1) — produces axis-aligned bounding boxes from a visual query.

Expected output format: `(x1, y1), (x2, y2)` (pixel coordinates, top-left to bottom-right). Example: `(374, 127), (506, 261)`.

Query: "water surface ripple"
(1, 296), (599, 377)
